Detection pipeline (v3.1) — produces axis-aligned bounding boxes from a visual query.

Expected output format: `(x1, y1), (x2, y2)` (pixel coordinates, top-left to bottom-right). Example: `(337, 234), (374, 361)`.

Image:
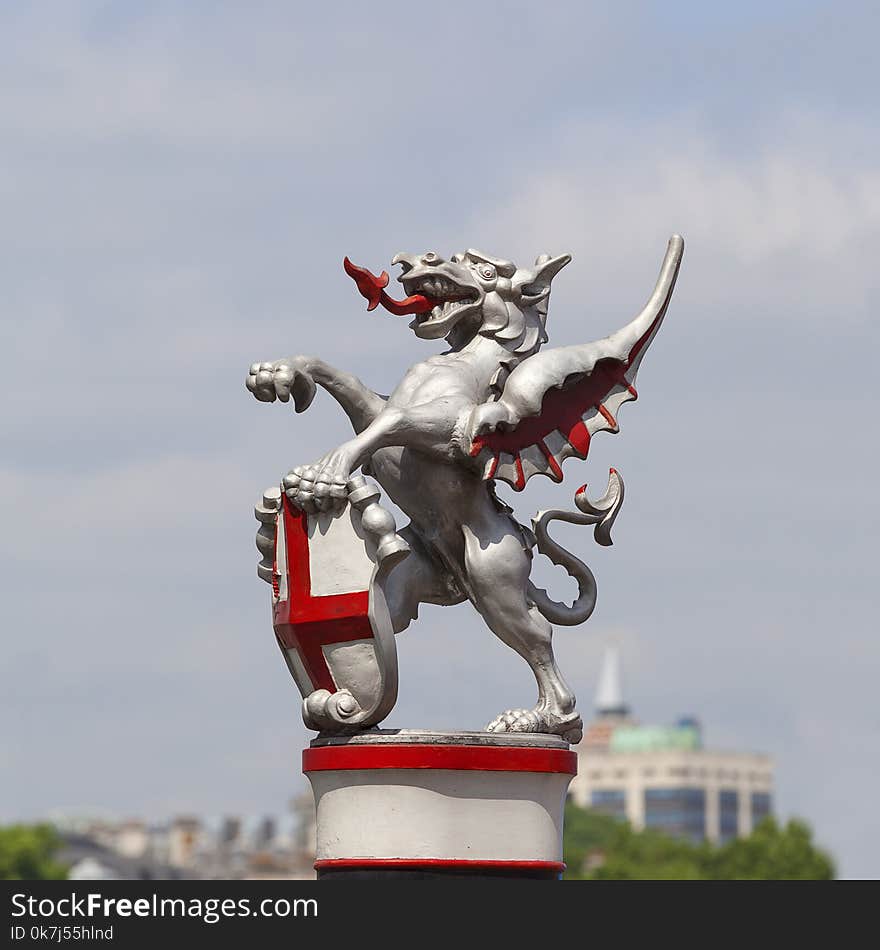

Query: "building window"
(719, 789), (738, 843)
(591, 789), (627, 820)
(644, 788), (706, 843)
(751, 792), (773, 827)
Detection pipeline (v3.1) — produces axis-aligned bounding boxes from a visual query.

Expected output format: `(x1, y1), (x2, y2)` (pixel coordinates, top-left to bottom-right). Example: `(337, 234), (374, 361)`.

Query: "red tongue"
(343, 257), (437, 316)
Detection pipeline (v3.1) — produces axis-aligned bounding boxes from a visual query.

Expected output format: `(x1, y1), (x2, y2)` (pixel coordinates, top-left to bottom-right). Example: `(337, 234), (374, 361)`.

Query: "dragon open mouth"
(401, 275), (480, 335)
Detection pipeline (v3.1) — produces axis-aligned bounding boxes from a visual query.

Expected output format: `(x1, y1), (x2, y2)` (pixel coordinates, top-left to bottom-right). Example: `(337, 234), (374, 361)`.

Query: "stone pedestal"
(304, 730), (576, 880)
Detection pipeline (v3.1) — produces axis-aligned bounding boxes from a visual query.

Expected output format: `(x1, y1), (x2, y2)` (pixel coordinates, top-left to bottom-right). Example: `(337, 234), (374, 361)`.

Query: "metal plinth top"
(310, 728), (571, 751)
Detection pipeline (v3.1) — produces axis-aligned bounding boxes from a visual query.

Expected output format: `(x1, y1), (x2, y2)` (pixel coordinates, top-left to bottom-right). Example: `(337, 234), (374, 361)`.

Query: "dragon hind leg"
(382, 524), (465, 633)
(461, 522), (582, 743)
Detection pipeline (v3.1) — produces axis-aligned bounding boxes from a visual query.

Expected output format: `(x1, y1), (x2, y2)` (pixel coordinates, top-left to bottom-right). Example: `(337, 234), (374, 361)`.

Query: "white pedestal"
(304, 730), (576, 880)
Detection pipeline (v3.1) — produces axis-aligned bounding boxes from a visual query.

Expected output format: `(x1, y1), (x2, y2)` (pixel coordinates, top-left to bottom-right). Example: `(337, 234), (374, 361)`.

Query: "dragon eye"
(478, 264), (496, 280)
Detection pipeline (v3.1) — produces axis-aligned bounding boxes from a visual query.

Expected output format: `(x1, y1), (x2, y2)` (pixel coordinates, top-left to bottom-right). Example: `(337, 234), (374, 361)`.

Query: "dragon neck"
(449, 331), (525, 399)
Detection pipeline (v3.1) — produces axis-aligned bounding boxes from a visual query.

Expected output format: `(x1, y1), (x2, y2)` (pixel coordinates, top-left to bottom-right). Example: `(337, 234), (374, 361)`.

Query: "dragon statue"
(247, 235), (683, 743)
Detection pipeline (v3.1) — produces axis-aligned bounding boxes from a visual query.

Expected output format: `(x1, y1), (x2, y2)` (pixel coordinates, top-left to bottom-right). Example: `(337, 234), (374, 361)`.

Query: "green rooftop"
(609, 723), (702, 753)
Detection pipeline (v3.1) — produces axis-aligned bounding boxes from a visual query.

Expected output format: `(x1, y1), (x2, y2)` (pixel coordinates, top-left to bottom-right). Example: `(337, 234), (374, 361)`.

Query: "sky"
(1, 2), (878, 877)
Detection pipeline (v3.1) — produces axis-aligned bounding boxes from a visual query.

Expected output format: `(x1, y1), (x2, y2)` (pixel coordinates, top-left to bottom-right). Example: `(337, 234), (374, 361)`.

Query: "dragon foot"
(283, 465), (348, 515)
(485, 708), (583, 744)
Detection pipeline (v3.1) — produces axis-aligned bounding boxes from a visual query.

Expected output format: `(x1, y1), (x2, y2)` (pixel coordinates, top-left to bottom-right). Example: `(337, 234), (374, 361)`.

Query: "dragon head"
(345, 249), (571, 356)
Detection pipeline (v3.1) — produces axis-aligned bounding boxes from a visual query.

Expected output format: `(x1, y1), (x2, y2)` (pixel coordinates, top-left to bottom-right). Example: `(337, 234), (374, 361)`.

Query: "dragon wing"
(468, 235), (684, 491)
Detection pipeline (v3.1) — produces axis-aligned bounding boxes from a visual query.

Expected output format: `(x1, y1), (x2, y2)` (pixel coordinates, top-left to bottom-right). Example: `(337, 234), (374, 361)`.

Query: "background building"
(569, 648), (774, 844)
(51, 806), (316, 880)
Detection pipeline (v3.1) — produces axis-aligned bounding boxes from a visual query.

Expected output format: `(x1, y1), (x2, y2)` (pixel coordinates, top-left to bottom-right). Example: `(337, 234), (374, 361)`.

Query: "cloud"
(462, 114), (880, 326)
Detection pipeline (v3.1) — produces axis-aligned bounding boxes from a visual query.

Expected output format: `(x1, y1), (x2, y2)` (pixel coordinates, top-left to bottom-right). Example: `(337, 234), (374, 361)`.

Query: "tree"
(562, 801), (620, 878)
(705, 817), (834, 880)
(562, 803), (835, 880)
(586, 823), (709, 880)
(0, 824), (68, 880)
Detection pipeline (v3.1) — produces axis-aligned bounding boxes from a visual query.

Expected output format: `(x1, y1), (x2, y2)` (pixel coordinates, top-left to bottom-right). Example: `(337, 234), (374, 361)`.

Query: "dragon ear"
(525, 253), (572, 293)
(518, 253), (572, 298)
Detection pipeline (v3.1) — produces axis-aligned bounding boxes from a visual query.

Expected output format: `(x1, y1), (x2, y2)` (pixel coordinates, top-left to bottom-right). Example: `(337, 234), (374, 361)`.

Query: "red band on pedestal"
(303, 743), (577, 775)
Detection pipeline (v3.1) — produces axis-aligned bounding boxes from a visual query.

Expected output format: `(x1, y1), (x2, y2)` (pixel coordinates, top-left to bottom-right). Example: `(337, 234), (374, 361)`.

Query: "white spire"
(595, 646), (629, 716)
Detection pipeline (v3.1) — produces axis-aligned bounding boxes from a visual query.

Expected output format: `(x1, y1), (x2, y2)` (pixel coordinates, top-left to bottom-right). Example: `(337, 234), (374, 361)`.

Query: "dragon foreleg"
(246, 355), (386, 434)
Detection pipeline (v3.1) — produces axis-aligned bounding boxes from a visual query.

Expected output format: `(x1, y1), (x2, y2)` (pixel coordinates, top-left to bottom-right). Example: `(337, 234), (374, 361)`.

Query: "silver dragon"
(247, 235), (684, 743)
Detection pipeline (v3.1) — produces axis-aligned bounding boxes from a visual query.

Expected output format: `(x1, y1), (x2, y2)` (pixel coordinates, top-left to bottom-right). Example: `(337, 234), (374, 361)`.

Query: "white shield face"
(272, 499), (385, 710)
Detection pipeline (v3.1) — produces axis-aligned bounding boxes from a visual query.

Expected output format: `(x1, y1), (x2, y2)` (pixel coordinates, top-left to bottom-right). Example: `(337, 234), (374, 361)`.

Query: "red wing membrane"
(470, 235), (683, 491)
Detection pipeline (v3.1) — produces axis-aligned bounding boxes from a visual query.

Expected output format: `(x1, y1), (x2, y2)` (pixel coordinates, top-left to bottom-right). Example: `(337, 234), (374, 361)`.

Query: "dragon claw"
(284, 463), (349, 515)
(486, 708), (583, 744)
(246, 357), (317, 412)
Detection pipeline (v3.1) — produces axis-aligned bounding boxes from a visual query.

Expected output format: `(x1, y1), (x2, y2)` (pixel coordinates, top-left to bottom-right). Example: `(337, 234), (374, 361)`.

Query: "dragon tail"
(527, 469), (625, 626)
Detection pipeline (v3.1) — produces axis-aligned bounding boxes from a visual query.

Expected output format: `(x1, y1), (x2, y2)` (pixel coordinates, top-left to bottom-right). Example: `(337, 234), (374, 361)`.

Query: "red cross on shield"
(270, 492), (401, 730)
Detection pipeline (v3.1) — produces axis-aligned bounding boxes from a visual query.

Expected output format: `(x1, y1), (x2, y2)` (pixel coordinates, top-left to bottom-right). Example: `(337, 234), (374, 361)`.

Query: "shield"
(267, 477), (408, 731)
